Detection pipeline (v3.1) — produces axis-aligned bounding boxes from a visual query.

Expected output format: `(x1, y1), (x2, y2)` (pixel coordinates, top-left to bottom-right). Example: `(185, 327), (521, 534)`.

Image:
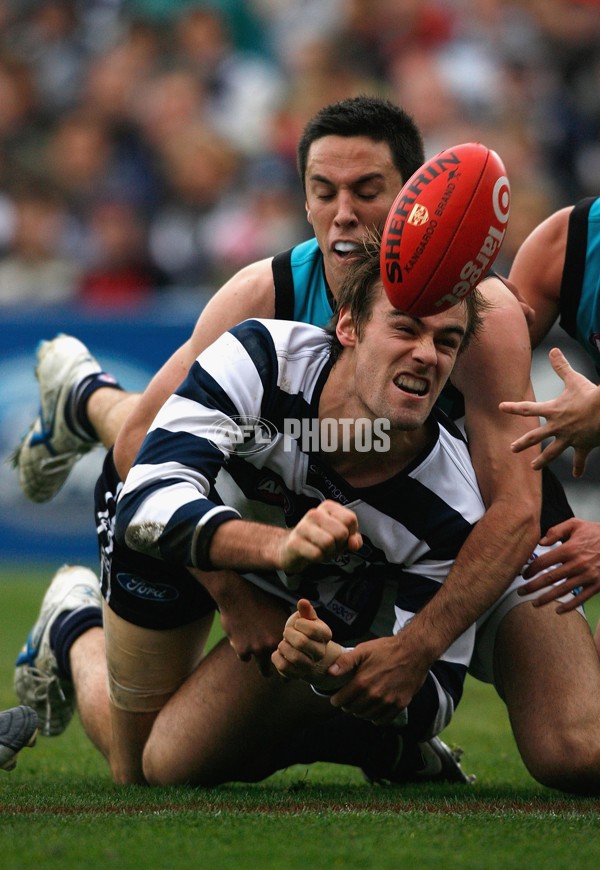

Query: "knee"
(142, 740), (190, 786)
(142, 736), (220, 787)
(523, 729), (600, 795)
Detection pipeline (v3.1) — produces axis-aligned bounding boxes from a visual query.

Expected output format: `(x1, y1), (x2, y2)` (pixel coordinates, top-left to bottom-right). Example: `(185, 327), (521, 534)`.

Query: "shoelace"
(20, 667), (71, 737)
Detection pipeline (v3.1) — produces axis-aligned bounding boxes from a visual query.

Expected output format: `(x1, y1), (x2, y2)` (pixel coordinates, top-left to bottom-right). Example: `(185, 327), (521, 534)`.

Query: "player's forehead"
(305, 135), (400, 186)
(375, 284), (468, 330)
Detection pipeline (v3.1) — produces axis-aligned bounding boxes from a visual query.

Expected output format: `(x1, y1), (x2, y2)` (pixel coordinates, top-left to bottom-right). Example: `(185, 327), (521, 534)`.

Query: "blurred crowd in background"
(0, 0), (598, 310)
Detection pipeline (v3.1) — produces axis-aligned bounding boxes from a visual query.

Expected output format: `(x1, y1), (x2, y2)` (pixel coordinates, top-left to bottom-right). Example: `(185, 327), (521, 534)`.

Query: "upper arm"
(451, 277), (541, 521)
(187, 257), (277, 358)
(114, 258), (277, 477)
(508, 207), (571, 348)
(142, 259), (276, 399)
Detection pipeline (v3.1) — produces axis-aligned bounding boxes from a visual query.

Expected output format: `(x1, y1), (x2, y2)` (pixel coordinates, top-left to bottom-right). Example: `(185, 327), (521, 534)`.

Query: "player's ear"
(305, 202), (312, 225)
(336, 306), (357, 347)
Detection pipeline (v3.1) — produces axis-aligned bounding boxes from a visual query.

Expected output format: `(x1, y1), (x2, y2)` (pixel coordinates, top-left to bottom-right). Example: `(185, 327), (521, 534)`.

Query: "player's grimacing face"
(341, 285), (468, 431)
(304, 136), (404, 296)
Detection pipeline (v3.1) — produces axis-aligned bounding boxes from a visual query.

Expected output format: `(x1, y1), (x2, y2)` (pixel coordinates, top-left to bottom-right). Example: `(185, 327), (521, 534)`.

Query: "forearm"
(400, 501), (539, 662)
(208, 519), (287, 572)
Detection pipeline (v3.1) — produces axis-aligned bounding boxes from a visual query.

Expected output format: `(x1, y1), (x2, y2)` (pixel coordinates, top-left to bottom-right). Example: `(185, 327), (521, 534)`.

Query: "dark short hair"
(327, 234), (491, 363)
(297, 95), (425, 192)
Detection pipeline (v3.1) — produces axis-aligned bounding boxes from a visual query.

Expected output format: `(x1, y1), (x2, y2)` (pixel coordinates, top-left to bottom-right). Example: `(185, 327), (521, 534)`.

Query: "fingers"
(297, 598), (318, 620)
(538, 518), (575, 547)
(329, 679), (405, 726)
(556, 585), (596, 612)
(571, 446), (590, 479)
(530, 579), (592, 612)
(274, 602), (334, 681)
(548, 347), (572, 381)
(530, 437), (570, 468)
(307, 502), (361, 558)
(499, 399), (549, 418)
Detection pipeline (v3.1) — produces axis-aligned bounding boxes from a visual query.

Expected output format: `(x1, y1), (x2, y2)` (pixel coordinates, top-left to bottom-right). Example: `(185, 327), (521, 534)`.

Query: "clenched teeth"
(334, 241), (360, 254)
(395, 374), (428, 396)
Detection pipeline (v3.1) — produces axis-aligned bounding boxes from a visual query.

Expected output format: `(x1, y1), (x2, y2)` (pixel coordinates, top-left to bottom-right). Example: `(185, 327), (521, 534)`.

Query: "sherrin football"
(380, 142), (510, 317)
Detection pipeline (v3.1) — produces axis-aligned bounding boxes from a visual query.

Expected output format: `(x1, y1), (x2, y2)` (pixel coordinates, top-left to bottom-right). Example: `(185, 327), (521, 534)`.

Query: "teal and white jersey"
(559, 196), (600, 373)
(272, 238), (334, 327)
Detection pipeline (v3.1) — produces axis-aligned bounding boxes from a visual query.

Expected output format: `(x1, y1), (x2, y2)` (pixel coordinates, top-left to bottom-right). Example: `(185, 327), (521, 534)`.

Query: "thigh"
(103, 603), (214, 783)
(493, 600), (600, 790)
(143, 637), (335, 787)
(103, 603), (212, 712)
(470, 543), (579, 684)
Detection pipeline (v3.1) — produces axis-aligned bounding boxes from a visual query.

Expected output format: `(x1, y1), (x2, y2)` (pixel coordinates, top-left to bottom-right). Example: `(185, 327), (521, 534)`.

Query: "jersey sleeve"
(114, 321), (276, 569)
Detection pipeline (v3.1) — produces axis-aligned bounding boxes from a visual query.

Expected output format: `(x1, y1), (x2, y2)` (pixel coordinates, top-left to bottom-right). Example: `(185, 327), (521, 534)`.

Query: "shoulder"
(229, 317), (325, 352)
(218, 257), (277, 305)
(508, 207), (572, 294)
(451, 274), (531, 399)
(289, 237), (321, 263)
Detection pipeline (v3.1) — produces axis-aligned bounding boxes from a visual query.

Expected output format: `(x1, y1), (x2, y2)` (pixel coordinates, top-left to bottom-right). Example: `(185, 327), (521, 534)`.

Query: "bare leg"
(595, 619), (600, 658)
(494, 601), (600, 794)
(72, 631), (157, 785)
(142, 638), (334, 787)
(86, 390), (141, 450)
(71, 610), (215, 784)
(70, 628), (112, 759)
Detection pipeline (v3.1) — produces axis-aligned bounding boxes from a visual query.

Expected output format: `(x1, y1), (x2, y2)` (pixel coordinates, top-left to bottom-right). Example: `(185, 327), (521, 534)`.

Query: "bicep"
(188, 258), (276, 357)
(508, 208), (570, 348)
(452, 282), (541, 509)
(114, 259), (276, 477)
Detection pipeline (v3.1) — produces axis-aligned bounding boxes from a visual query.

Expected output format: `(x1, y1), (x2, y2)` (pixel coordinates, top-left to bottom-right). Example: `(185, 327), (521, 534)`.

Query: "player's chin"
(391, 393), (432, 424)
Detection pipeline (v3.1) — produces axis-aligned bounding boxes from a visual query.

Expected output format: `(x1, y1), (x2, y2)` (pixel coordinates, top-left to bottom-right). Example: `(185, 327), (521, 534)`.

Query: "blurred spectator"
(124, 0), (268, 54)
(0, 182), (80, 306)
(204, 154), (309, 283)
(82, 24), (162, 131)
(78, 198), (168, 309)
(8, 0), (86, 121)
(172, 4), (286, 156)
(0, 50), (38, 151)
(45, 107), (159, 222)
(147, 123), (240, 288)
(0, 0), (596, 311)
(133, 65), (208, 156)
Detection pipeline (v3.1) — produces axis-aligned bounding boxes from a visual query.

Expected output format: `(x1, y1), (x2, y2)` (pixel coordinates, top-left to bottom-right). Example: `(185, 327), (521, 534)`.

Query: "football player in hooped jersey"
(14, 97), (600, 792)
(109, 249), (491, 785)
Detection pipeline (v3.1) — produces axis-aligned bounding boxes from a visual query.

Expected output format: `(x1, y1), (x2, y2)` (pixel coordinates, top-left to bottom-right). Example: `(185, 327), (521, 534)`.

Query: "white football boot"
(15, 565), (102, 736)
(12, 334), (101, 502)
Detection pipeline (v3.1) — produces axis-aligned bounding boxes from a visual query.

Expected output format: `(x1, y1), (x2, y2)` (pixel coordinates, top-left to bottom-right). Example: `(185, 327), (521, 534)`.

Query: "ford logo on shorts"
(116, 573), (179, 602)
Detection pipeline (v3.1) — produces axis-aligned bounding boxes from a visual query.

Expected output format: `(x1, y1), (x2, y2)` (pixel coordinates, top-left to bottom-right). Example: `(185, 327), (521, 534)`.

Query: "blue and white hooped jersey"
(116, 319), (485, 633)
(559, 196), (600, 374)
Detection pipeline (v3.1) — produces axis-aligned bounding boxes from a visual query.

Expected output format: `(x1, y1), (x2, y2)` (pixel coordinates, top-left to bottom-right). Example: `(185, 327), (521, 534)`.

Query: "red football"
(380, 142), (510, 317)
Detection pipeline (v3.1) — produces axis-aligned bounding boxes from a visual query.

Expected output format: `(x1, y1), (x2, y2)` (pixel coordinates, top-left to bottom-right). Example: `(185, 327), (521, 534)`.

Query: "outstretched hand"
(499, 348), (600, 477)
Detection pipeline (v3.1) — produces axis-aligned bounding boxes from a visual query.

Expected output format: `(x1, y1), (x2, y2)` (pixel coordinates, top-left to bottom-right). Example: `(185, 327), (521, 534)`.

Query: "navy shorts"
(95, 449), (217, 630)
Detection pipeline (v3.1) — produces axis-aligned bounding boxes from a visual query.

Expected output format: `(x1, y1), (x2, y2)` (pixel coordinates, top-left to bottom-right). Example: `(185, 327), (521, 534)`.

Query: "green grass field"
(1, 567), (599, 870)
